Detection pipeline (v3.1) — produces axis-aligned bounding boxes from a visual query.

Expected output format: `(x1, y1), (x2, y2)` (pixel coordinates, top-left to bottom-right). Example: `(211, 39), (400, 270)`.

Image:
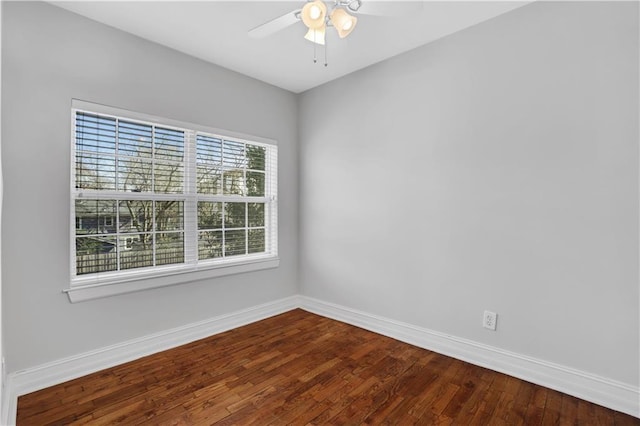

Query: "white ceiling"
(50, 1), (530, 93)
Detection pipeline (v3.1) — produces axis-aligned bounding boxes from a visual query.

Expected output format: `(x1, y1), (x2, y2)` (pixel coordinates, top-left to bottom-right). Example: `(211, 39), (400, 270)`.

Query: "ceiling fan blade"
(355, 1), (424, 17)
(248, 9), (301, 39)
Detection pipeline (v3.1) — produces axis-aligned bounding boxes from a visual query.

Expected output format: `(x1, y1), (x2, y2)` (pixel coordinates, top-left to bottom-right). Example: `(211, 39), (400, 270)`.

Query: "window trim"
(64, 257), (279, 303)
(65, 99), (279, 302)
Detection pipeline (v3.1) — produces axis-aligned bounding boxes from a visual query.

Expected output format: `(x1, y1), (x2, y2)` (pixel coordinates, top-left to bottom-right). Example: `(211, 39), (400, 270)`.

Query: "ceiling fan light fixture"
(301, 0), (327, 29)
(304, 25), (326, 45)
(330, 8), (357, 38)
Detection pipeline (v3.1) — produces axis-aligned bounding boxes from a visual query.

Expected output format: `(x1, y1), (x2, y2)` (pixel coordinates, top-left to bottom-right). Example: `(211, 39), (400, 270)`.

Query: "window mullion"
(151, 124), (157, 268)
(151, 125), (156, 193)
(115, 118), (120, 191)
(245, 201), (249, 255)
(184, 130), (198, 265)
(243, 144), (248, 255)
(75, 190), (187, 201)
(115, 119), (121, 272)
(152, 201), (157, 267)
(116, 199), (121, 272)
(222, 202), (226, 258)
(267, 145), (277, 256)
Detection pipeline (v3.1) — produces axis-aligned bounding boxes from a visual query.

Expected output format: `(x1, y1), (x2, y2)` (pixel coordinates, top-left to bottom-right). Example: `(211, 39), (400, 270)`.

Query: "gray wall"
(299, 1), (639, 386)
(1, 1), (298, 372)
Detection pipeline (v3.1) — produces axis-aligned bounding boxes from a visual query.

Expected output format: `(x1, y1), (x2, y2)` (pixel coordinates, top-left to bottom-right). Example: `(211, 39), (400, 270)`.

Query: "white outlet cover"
(483, 310), (497, 330)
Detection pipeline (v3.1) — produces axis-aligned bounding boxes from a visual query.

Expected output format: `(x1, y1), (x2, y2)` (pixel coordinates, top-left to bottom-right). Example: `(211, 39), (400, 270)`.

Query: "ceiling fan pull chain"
(313, 33), (317, 63)
(324, 38), (328, 67)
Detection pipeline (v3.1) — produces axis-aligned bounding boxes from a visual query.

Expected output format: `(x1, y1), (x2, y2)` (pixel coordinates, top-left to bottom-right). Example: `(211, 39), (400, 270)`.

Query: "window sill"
(64, 257), (279, 303)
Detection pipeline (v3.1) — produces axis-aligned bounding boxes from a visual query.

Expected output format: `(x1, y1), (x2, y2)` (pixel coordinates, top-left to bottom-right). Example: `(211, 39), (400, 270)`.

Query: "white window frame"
(65, 100), (278, 302)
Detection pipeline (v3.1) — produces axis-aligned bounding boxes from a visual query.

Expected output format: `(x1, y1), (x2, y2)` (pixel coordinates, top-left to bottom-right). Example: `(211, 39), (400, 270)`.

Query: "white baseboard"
(3, 294), (638, 425)
(1, 374), (14, 426)
(1, 295), (300, 426)
(298, 296), (640, 419)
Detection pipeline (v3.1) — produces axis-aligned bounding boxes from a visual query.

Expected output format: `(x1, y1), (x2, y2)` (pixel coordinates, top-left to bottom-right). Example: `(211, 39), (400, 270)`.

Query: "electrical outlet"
(483, 311), (497, 330)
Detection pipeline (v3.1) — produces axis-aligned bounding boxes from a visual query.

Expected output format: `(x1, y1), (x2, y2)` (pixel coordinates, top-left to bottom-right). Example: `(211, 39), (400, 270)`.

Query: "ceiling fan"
(248, 1), (423, 45)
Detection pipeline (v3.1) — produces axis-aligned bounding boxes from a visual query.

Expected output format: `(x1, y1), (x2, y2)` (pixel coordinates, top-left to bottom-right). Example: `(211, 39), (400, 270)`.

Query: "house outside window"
(67, 100), (278, 302)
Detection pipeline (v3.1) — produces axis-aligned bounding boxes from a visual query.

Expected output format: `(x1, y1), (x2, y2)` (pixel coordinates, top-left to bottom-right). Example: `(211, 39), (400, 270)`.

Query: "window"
(68, 100), (278, 301)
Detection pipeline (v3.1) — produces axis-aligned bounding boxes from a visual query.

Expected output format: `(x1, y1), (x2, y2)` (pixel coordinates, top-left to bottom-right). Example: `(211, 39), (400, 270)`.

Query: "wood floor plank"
(16, 310), (639, 425)
(523, 384), (548, 425)
(540, 388), (565, 425)
(468, 386), (504, 425)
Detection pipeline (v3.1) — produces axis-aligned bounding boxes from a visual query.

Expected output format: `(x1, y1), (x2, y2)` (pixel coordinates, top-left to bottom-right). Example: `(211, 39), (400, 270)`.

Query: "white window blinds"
(70, 101), (278, 291)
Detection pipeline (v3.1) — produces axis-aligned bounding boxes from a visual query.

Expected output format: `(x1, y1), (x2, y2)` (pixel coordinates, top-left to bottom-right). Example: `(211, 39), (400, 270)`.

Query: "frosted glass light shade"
(301, 1), (327, 29)
(304, 25), (326, 45)
(330, 8), (357, 38)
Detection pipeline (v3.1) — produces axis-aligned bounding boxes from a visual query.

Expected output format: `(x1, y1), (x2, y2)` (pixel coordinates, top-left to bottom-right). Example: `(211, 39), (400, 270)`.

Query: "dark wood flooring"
(16, 309), (640, 425)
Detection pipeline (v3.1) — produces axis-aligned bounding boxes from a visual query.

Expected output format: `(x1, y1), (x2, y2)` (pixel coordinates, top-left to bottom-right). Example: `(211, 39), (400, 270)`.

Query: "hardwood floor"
(17, 309), (639, 425)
